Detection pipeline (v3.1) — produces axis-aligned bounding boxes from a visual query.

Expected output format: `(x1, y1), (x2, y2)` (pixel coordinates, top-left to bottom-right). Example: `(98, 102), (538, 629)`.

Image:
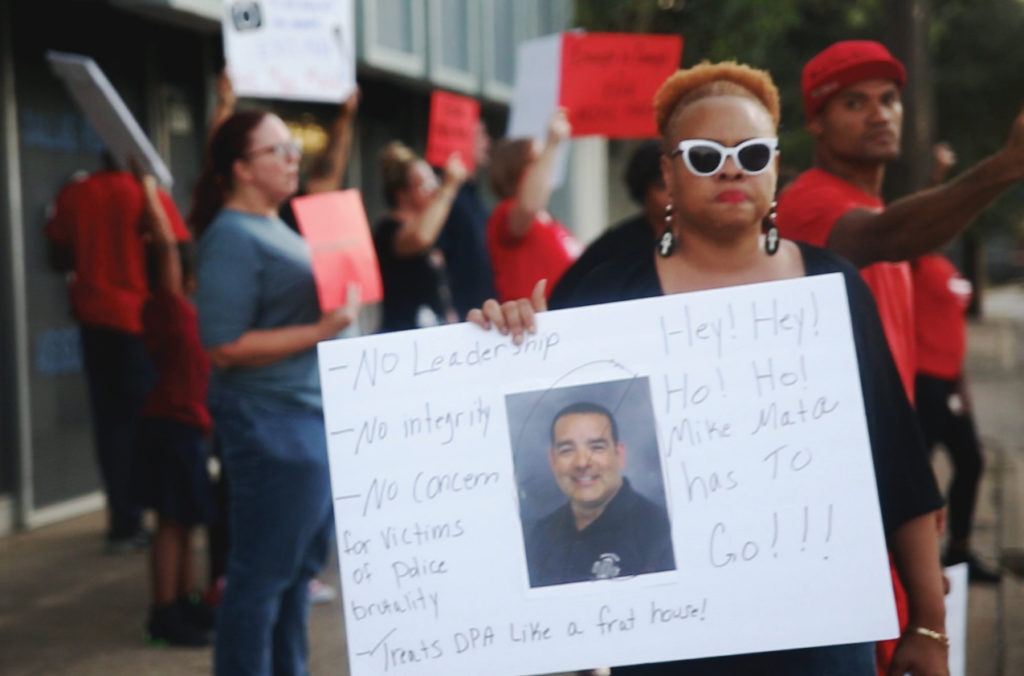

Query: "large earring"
(763, 200), (779, 255)
(657, 204), (676, 257)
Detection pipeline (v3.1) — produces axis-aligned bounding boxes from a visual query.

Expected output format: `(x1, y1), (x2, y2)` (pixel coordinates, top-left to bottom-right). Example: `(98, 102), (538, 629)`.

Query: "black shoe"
(105, 529), (152, 555)
(177, 594), (216, 632)
(147, 603), (212, 647)
(943, 549), (1002, 584)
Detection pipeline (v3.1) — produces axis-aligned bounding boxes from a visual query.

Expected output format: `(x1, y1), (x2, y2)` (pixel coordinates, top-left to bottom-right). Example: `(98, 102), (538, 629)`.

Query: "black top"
(559, 241), (943, 537)
(436, 181), (496, 319)
(373, 216), (452, 333)
(525, 478), (676, 588)
(548, 214), (654, 311)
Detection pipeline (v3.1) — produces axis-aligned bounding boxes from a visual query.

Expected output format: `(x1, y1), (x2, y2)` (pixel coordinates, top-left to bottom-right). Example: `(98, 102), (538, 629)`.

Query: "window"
(427, 0), (479, 91)
(360, 0), (426, 77)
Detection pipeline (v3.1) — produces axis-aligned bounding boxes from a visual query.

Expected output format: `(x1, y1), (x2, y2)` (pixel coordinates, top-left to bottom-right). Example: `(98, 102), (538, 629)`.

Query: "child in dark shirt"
(133, 172), (216, 646)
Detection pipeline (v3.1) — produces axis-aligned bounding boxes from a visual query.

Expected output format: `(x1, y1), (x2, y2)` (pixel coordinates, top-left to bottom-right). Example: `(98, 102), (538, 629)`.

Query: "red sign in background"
(559, 33), (684, 138)
(425, 89), (480, 172)
(291, 189), (383, 310)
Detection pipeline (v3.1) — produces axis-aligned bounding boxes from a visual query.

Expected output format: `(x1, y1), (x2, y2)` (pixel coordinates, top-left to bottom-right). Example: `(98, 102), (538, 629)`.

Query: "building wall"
(0, 0), (580, 532)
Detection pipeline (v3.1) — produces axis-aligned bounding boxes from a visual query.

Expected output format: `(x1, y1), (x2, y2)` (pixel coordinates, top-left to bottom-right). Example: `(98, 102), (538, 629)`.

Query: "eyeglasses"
(671, 137), (778, 176)
(245, 139), (303, 161)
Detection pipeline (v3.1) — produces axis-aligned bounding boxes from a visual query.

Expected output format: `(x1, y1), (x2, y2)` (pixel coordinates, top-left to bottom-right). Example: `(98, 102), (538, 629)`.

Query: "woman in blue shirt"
(191, 110), (358, 675)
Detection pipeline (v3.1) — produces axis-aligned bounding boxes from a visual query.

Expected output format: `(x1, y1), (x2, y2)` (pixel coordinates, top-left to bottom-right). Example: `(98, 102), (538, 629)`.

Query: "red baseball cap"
(801, 40), (906, 120)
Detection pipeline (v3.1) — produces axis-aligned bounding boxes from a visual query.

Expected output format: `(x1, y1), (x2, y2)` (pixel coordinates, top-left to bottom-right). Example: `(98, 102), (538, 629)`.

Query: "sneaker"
(309, 579), (337, 605)
(105, 529), (152, 555)
(146, 603), (212, 647)
(177, 594), (216, 632)
(943, 549), (1002, 584)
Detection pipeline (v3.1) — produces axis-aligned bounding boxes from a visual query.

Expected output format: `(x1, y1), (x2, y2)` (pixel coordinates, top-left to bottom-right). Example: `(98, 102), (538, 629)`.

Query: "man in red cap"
(778, 40), (1024, 402)
(776, 39), (1023, 673)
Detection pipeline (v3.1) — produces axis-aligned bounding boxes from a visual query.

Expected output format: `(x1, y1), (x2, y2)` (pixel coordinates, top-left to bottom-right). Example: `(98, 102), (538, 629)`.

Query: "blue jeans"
(210, 385), (332, 676)
(80, 326), (156, 539)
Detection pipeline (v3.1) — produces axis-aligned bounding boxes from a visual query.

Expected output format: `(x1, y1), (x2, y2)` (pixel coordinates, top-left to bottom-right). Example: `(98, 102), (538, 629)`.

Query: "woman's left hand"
(888, 630), (949, 676)
(467, 279), (547, 344)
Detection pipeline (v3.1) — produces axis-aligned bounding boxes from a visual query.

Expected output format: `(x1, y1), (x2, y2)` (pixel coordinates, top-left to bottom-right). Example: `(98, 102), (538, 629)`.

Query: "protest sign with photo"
(318, 274), (899, 675)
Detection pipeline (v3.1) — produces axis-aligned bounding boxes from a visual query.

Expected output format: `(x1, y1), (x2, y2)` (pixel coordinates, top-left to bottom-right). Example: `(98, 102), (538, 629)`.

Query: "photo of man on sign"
(507, 378), (675, 588)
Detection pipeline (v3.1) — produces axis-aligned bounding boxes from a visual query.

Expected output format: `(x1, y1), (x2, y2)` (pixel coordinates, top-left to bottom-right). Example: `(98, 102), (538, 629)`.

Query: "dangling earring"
(763, 200), (779, 255)
(657, 204), (676, 257)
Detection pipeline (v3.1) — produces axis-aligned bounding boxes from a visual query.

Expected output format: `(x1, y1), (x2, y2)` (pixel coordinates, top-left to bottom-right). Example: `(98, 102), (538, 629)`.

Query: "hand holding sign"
(317, 282), (362, 338)
(547, 108), (571, 146)
(443, 153), (469, 188)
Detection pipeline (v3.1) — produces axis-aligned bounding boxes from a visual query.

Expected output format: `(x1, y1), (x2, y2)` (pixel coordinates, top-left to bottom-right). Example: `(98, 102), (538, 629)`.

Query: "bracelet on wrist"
(905, 625), (950, 647)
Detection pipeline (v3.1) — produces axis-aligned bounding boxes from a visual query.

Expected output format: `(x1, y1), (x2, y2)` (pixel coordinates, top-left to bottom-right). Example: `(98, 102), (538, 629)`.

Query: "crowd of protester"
(43, 36), (1024, 676)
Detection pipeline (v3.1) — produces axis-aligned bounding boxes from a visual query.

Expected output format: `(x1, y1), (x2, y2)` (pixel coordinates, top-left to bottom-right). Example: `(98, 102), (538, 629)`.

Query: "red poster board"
(425, 89), (480, 172)
(559, 33), (683, 138)
(291, 190), (383, 310)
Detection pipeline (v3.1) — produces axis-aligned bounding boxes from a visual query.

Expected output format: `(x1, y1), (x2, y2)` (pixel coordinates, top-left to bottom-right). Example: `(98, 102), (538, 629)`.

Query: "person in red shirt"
(776, 40), (1024, 673)
(133, 171), (216, 646)
(912, 251), (1000, 583)
(487, 108), (582, 302)
(777, 41), (1024, 402)
(45, 164), (191, 551)
(913, 142), (999, 584)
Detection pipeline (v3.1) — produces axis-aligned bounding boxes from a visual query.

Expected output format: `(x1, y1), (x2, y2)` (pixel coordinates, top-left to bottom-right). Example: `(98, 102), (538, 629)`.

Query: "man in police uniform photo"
(523, 401), (675, 588)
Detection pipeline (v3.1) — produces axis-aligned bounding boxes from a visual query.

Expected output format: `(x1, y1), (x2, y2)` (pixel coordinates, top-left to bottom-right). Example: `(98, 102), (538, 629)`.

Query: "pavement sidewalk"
(2, 284), (1023, 676)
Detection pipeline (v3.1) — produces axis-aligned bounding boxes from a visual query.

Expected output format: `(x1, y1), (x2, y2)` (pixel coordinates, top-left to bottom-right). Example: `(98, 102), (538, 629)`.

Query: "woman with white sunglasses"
(471, 62), (948, 675)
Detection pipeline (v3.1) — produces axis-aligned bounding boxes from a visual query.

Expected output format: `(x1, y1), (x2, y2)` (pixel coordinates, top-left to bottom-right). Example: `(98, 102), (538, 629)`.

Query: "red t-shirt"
(776, 168), (917, 402)
(913, 254), (971, 380)
(140, 289), (212, 435)
(486, 198), (581, 302)
(44, 171), (190, 334)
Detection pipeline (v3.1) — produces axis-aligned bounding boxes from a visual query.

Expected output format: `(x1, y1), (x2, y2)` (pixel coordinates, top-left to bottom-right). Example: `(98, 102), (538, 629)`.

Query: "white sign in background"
(222, 0), (356, 103)
(46, 51), (174, 187)
(506, 32), (569, 188)
(318, 274), (899, 676)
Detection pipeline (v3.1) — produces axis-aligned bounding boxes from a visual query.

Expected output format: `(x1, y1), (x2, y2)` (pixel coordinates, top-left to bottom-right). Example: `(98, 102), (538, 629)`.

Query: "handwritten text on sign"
(222, 0), (356, 103)
(317, 274), (897, 675)
(559, 33), (683, 138)
(425, 90), (480, 173)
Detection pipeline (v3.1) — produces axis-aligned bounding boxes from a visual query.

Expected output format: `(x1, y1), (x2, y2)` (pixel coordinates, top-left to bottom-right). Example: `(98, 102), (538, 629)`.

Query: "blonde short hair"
(379, 141), (419, 208)
(654, 61), (780, 146)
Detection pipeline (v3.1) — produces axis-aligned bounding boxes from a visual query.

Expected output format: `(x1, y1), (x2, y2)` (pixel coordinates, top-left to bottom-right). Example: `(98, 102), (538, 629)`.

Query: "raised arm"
(827, 106), (1024, 267)
(208, 69), (237, 143)
(305, 90), (360, 194)
(137, 173), (183, 296)
(391, 154), (467, 257)
(506, 108), (571, 240)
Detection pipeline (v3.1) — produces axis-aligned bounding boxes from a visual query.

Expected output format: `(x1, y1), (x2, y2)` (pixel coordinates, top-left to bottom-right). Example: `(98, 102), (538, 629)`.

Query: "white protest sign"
(944, 563), (968, 676)
(318, 274), (899, 675)
(507, 33), (569, 188)
(46, 51), (173, 187)
(222, 0), (356, 103)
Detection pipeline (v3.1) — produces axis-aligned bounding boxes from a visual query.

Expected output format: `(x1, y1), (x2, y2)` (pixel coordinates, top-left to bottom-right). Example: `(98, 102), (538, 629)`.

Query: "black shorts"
(133, 417), (216, 526)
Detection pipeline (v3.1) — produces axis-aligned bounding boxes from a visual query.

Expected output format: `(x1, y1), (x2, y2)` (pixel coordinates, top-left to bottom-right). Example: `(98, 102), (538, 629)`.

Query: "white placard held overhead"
(318, 274), (901, 676)
(507, 33), (569, 188)
(46, 51), (173, 187)
(222, 0), (356, 103)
